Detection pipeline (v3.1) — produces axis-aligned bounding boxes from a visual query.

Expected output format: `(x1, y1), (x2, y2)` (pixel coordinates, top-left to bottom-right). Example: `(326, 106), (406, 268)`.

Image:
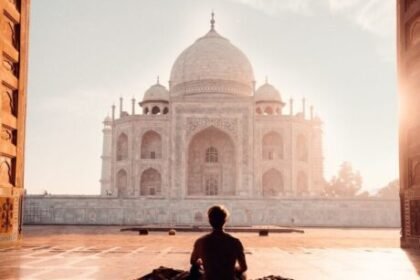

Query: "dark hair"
(207, 205), (229, 229)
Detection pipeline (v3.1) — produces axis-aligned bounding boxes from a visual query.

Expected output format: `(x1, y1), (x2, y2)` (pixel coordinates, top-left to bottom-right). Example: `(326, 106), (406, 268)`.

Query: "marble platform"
(0, 226), (418, 280)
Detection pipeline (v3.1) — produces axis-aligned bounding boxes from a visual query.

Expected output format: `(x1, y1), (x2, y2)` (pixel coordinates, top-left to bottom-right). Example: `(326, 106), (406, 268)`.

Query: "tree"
(376, 179), (399, 199)
(326, 162), (363, 197)
(356, 190), (371, 198)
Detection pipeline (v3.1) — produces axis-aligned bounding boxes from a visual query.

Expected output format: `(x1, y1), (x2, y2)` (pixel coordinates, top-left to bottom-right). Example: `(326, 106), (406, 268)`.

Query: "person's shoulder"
(229, 234), (245, 250)
(195, 233), (212, 244)
(223, 232), (242, 243)
(222, 231), (236, 239)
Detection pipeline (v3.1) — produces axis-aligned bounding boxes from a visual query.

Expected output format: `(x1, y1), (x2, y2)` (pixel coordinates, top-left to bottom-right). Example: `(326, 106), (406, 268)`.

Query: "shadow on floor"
(404, 249), (420, 275)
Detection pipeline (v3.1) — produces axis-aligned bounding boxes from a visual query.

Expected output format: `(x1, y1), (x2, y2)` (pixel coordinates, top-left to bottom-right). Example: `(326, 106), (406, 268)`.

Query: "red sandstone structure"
(0, 0), (30, 244)
(398, 0), (420, 249)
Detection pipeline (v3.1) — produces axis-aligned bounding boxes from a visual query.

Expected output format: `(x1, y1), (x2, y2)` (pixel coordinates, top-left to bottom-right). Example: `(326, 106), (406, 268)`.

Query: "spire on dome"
(157, 75), (160, 84)
(265, 76), (268, 84)
(210, 11), (215, 31)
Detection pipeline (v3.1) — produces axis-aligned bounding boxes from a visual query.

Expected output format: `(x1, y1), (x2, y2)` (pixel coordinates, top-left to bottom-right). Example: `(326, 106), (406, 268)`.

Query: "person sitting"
(189, 205), (247, 280)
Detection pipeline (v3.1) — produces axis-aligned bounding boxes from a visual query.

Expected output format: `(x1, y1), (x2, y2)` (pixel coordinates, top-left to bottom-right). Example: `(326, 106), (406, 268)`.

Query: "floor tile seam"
(19, 246), (92, 264)
(19, 246), (62, 258)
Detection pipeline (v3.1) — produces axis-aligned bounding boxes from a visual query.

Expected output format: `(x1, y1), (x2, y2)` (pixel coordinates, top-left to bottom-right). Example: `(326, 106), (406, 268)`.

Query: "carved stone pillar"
(0, 0), (30, 244)
(398, 0), (420, 249)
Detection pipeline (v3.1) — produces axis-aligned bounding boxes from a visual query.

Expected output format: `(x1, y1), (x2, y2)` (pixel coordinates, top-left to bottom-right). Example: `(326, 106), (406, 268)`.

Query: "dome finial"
(210, 10), (215, 31)
(265, 76), (268, 84)
(157, 75), (160, 84)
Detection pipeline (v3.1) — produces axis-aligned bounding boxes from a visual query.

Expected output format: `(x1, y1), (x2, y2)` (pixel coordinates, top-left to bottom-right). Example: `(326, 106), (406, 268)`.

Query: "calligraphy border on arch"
(174, 106), (250, 190)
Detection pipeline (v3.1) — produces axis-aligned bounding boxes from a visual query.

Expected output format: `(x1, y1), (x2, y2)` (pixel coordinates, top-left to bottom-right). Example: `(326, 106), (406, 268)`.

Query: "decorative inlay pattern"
(174, 105), (251, 192)
(0, 198), (13, 233)
(186, 117), (238, 139)
(410, 199), (420, 236)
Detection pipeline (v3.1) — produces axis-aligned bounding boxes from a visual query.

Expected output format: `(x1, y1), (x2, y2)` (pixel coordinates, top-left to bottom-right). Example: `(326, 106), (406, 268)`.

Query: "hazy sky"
(26, 0), (397, 195)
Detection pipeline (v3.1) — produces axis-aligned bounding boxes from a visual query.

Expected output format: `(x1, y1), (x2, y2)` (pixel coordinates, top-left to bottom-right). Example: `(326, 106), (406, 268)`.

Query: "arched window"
(188, 126), (235, 195)
(143, 107), (149, 115)
(194, 212), (203, 223)
(256, 107), (262, 115)
(264, 107), (273, 115)
(262, 132), (283, 160)
(205, 147), (218, 163)
(140, 168), (161, 195)
(297, 171), (308, 194)
(262, 169), (283, 196)
(141, 131), (162, 159)
(117, 169), (128, 197)
(116, 133), (128, 161)
(205, 176), (218, 195)
(296, 134), (308, 162)
(151, 106), (160, 115)
(163, 107), (169, 114)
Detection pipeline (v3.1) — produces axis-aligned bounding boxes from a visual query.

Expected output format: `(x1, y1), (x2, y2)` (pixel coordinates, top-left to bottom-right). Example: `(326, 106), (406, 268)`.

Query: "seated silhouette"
(190, 205), (247, 280)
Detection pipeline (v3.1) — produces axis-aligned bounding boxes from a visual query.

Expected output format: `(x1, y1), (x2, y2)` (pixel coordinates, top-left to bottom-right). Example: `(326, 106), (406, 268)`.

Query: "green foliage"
(376, 179), (399, 199)
(326, 162), (363, 197)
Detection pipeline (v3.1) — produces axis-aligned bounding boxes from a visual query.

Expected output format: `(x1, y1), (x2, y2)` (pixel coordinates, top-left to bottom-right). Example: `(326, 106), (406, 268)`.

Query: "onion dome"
(143, 77), (169, 102)
(255, 80), (282, 103)
(103, 115), (112, 123)
(169, 13), (254, 97)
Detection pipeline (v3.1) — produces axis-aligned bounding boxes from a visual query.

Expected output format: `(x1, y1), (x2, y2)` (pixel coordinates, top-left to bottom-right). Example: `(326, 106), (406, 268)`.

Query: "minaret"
(302, 98), (306, 118)
(310, 105), (314, 120)
(100, 116), (113, 196)
(311, 115), (324, 195)
(131, 97), (136, 115)
(289, 98), (294, 116)
(210, 11), (215, 31)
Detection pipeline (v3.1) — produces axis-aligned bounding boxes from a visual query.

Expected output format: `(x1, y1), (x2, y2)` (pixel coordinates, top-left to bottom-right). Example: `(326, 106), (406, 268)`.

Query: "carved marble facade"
(100, 19), (324, 207)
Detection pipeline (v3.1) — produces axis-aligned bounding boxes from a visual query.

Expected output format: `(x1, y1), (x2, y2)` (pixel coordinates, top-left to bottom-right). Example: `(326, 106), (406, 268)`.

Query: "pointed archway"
(187, 126), (236, 196)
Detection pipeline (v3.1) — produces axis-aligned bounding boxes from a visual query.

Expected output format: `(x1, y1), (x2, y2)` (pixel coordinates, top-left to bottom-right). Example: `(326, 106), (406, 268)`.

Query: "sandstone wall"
(23, 195), (400, 228)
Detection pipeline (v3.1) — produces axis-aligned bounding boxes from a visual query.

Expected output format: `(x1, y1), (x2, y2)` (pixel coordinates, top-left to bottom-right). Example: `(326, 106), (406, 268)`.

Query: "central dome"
(170, 24), (255, 97)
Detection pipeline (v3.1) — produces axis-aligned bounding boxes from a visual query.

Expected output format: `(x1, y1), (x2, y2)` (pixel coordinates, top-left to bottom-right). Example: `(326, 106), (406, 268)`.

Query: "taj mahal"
(23, 15), (400, 227)
(99, 14), (324, 200)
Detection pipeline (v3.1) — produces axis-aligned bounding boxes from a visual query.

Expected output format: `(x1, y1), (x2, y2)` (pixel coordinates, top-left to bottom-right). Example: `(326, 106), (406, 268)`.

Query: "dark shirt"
(190, 230), (247, 280)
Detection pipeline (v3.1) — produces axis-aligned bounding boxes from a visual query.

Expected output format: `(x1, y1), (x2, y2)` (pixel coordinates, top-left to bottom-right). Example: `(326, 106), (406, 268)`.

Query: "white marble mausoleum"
(22, 15), (401, 228)
(100, 15), (324, 201)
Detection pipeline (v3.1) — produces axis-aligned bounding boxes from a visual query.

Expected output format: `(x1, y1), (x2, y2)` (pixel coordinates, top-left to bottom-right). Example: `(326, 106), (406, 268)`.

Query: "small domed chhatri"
(255, 79), (282, 102)
(143, 77), (169, 102)
(139, 77), (170, 115)
(99, 13), (325, 226)
(170, 12), (254, 97)
(255, 78), (286, 115)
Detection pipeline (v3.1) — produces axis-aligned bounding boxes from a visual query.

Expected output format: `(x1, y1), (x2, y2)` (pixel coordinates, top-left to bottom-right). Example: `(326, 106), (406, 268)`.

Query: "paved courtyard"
(0, 226), (418, 280)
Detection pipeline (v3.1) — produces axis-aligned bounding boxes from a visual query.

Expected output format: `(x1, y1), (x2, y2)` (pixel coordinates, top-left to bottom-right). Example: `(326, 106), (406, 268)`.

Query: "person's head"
(207, 205), (229, 230)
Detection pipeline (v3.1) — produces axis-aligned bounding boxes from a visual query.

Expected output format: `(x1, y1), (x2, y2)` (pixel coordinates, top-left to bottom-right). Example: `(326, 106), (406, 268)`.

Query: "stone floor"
(0, 226), (419, 280)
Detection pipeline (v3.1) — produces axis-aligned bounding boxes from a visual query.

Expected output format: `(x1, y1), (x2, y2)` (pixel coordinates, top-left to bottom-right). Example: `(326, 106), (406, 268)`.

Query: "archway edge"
(186, 125), (237, 196)
(186, 125), (236, 148)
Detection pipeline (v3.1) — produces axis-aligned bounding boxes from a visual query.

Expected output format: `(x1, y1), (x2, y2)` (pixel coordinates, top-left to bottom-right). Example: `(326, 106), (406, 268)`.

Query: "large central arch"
(187, 126), (236, 195)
